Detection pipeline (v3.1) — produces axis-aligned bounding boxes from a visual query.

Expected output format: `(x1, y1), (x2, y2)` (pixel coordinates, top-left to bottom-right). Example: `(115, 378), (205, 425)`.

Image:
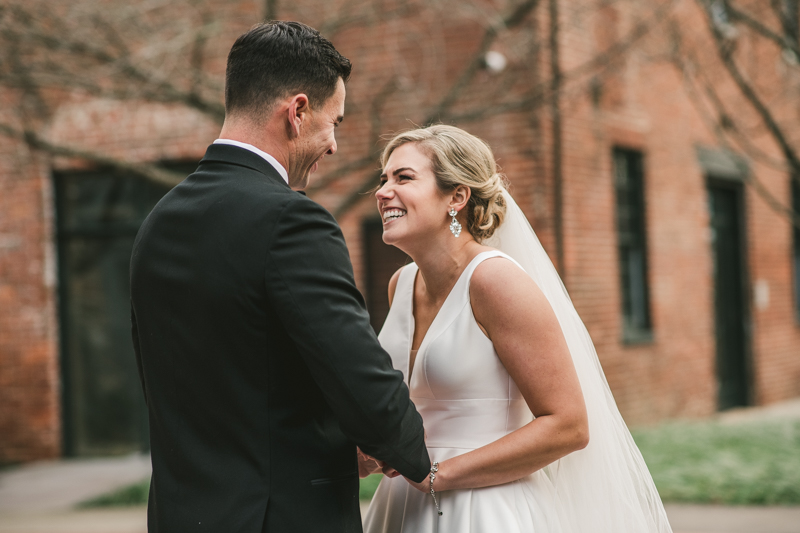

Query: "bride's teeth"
(383, 209), (406, 221)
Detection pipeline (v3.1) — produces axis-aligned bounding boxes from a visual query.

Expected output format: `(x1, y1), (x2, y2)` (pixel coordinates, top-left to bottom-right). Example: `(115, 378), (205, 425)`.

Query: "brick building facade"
(1, 0), (799, 462)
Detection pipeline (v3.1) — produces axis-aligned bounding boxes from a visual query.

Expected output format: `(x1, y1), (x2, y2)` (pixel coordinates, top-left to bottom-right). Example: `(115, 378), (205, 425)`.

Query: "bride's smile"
(382, 209), (406, 224)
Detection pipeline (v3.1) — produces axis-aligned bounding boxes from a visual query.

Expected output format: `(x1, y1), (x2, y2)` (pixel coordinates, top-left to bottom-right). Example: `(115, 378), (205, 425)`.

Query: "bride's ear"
(449, 185), (471, 213)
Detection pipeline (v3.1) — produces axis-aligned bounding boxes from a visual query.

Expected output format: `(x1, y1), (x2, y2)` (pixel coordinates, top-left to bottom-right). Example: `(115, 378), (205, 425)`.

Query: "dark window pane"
(613, 149), (652, 342)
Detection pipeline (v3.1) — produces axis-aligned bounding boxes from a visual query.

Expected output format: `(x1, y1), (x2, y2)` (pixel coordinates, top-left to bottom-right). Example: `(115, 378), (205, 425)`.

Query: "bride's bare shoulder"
(470, 254), (554, 343)
(470, 254), (538, 307)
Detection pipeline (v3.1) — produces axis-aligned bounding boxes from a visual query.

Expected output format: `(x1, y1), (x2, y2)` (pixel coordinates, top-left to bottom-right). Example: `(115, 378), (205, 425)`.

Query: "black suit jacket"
(130, 144), (429, 533)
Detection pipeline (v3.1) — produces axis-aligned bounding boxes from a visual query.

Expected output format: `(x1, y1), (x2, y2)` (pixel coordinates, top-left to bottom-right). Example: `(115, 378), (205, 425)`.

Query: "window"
(793, 176), (800, 319)
(613, 149), (652, 343)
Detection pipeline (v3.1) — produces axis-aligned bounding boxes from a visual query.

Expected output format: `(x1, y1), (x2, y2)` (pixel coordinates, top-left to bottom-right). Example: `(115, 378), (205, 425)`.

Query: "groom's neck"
(218, 116), (290, 172)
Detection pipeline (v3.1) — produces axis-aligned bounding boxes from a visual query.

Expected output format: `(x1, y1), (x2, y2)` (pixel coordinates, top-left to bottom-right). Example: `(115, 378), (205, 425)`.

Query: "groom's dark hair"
(225, 21), (352, 118)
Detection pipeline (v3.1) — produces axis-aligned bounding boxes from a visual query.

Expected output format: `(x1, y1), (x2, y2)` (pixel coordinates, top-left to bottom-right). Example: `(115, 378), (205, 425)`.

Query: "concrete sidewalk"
(0, 453), (150, 532)
(0, 507), (147, 533)
(663, 504), (800, 533)
(715, 396), (800, 424)
(2, 503), (799, 533)
(0, 454), (150, 514)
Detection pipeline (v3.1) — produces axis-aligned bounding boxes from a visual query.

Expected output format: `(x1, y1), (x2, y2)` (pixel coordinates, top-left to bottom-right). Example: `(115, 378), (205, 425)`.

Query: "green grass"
(79, 478), (150, 508)
(79, 418), (800, 508)
(360, 473), (383, 500)
(632, 418), (800, 505)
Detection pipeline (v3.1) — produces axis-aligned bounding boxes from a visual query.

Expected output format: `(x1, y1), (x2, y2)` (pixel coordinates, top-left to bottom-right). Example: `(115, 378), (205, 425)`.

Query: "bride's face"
(376, 143), (451, 248)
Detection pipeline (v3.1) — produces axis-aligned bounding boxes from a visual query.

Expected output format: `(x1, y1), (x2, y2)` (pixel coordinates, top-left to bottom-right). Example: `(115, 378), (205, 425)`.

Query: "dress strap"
(461, 250), (525, 292)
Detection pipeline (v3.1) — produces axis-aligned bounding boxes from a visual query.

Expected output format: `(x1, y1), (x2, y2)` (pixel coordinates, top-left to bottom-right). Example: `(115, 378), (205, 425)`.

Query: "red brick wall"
(334, 0), (800, 425)
(0, 140), (61, 463)
(2, 0), (800, 461)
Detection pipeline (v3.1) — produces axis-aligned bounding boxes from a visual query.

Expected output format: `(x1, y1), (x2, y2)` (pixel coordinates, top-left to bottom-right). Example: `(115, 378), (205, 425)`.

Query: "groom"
(130, 22), (429, 532)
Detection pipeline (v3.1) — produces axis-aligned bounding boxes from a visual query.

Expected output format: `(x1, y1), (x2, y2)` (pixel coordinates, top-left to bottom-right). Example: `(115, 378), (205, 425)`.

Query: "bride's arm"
(408, 256), (588, 492)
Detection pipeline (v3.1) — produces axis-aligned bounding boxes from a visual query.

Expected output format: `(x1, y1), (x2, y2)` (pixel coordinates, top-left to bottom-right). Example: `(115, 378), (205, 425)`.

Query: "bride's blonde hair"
(381, 125), (508, 242)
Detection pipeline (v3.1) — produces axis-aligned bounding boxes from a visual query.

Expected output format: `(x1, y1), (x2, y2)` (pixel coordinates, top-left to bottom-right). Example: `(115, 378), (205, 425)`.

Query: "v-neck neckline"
(406, 251), (495, 383)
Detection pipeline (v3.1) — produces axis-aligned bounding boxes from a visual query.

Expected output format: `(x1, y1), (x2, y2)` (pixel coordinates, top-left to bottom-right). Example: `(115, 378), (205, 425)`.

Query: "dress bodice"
(378, 251), (533, 450)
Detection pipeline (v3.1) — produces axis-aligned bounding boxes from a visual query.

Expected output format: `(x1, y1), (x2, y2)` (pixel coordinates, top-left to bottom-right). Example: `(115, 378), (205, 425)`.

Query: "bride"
(361, 125), (672, 533)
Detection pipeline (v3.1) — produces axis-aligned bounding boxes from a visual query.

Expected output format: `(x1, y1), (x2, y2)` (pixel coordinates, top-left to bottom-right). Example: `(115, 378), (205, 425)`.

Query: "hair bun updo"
(469, 172), (507, 242)
(381, 125), (508, 242)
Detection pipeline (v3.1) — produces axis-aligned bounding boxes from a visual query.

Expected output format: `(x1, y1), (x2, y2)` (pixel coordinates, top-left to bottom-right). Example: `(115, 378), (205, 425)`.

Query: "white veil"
(484, 190), (673, 533)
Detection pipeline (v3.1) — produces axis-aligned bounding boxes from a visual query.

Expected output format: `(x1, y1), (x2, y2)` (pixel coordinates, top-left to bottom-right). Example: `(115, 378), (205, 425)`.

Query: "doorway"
(55, 168), (172, 456)
(707, 181), (751, 410)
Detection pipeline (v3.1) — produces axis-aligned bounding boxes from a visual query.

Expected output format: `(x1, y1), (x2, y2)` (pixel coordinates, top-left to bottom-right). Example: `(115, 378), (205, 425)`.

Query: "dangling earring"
(448, 208), (462, 238)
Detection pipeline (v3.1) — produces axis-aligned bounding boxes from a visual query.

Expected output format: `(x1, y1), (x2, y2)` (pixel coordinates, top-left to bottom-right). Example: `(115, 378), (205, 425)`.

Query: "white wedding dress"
(365, 190), (672, 533)
(363, 250), (567, 533)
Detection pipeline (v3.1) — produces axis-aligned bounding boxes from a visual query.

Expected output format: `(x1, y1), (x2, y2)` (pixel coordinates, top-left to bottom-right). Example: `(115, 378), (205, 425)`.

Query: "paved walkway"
(716, 396), (800, 424)
(0, 507), (146, 533)
(663, 504), (800, 533)
(1, 503), (799, 533)
(0, 397), (798, 532)
(0, 454), (151, 532)
(0, 454), (151, 514)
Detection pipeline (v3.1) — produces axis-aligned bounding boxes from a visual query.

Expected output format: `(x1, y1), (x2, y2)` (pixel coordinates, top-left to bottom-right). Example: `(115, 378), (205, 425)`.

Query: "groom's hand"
(381, 464), (401, 478)
(357, 447), (383, 478)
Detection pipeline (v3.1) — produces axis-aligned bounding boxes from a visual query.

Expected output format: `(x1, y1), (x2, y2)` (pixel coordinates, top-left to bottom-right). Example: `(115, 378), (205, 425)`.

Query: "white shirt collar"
(213, 139), (289, 185)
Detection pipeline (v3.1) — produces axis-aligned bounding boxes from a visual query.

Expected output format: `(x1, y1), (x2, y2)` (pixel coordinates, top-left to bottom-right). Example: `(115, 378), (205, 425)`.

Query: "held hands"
(403, 473), (430, 493)
(357, 447), (381, 478)
(356, 449), (444, 496)
(404, 461), (444, 494)
(357, 448), (402, 479)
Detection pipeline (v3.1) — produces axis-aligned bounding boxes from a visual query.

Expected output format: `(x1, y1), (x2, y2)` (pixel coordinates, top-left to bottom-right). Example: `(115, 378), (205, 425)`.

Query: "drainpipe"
(549, 0), (565, 277)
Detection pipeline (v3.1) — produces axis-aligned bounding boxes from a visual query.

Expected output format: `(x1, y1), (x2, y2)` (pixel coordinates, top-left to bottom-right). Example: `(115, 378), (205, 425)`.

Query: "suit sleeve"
(264, 195), (430, 482)
(131, 303), (148, 406)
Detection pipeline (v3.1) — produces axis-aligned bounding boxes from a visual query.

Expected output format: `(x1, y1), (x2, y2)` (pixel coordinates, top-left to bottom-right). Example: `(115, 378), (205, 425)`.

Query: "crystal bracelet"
(429, 462), (443, 516)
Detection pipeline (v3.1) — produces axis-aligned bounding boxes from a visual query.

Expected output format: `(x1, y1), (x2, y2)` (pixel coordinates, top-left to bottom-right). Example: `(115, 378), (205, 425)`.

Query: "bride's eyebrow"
(380, 167), (416, 178)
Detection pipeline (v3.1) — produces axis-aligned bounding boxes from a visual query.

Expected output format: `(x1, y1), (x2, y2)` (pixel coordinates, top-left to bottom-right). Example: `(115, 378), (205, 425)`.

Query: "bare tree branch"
(0, 122), (184, 187)
(333, 0), (543, 216)
(424, 0), (541, 125)
(445, 0), (676, 123)
(726, 1), (800, 58)
(669, 11), (800, 228)
(671, 49), (800, 227)
(0, 4), (226, 123)
(697, 0), (800, 176)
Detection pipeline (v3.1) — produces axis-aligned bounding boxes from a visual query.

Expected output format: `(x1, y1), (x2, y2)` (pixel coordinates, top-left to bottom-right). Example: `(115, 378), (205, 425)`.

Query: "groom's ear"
(285, 93), (310, 138)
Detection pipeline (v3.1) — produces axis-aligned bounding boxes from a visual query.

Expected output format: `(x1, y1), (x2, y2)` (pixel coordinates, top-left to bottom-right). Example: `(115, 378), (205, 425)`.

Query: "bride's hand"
(403, 474), (430, 493)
